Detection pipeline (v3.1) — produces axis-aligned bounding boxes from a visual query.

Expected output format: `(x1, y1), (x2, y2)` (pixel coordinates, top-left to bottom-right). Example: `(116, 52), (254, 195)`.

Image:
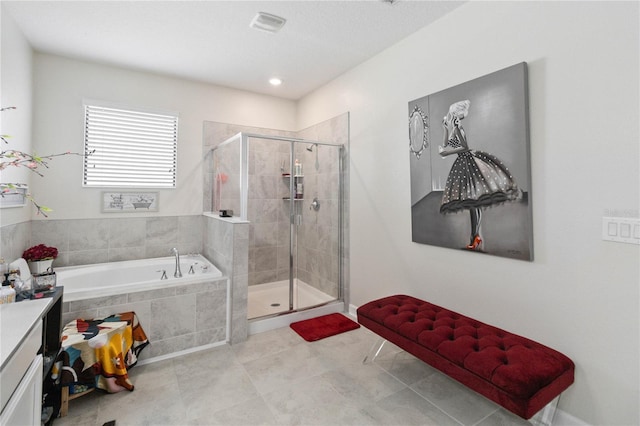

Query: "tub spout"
(171, 248), (182, 278)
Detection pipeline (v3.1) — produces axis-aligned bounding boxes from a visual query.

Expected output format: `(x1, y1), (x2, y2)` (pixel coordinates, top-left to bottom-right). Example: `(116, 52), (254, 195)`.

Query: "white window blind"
(83, 104), (178, 188)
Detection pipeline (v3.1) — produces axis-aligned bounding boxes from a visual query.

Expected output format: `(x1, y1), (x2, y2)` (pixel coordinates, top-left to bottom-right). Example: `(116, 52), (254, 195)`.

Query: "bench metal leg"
(530, 395), (560, 426)
(363, 337), (387, 364)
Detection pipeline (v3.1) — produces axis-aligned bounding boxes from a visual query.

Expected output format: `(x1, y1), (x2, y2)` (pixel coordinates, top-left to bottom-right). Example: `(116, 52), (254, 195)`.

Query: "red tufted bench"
(357, 295), (574, 422)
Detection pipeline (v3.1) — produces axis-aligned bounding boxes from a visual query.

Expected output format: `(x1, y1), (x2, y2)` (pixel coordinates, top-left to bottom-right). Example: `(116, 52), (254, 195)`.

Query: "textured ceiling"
(3, 1), (464, 100)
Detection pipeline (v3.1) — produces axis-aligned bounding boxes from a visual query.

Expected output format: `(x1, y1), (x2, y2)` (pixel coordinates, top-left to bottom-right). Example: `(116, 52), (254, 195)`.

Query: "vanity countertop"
(0, 296), (54, 370)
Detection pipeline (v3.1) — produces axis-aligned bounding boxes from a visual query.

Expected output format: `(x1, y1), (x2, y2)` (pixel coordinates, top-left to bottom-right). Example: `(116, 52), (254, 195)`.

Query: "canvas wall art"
(408, 62), (533, 261)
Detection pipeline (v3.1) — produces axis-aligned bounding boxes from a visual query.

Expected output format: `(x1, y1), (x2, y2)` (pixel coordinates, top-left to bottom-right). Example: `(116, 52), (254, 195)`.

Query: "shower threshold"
(248, 299), (345, 336)
(248, 279), (335, 319)
(248, 279), (345, 335)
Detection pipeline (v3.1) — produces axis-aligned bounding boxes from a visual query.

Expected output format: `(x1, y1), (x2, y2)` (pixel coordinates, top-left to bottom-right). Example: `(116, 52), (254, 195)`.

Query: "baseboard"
(137, 341), (227, 366)
(348, 303), (358, 319)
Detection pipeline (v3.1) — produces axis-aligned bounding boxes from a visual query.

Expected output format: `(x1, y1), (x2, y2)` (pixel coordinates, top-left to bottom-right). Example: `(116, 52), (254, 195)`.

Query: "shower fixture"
(311, 144), (320, 170)
(305, 143), (320, 171)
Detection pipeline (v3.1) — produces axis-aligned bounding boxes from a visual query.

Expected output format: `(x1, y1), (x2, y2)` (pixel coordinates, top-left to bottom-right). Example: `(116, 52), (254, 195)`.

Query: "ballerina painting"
(408, 62), (533, 261)
(438, 100), (522, 251)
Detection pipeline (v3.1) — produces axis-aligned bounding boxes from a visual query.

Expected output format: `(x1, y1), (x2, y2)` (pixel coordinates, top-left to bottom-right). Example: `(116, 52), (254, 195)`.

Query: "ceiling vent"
(249, 12), (286, 33)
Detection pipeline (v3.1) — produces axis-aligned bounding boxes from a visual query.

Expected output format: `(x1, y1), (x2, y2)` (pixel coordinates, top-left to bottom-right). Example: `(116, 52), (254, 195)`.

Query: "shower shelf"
(282, 174), (304, 200)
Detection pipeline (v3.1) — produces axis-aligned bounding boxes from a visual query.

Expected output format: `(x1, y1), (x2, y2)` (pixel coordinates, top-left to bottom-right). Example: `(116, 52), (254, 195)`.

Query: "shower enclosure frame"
(211, 132), (345, 318)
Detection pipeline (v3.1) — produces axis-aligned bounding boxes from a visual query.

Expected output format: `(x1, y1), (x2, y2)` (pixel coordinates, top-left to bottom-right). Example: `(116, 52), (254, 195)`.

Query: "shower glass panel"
(292, 141), (342, 309)
(248, 136), (296, 314)
(211, 133), (242, 217)
(212, 132), (343, 320)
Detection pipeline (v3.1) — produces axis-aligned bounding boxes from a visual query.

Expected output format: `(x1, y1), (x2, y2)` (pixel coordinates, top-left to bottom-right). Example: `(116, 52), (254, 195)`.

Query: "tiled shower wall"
(203, 123), (296, 289)
(297, 115), (349, 299)
(248, 137), (292, 286)
(0, 215), (204, 268)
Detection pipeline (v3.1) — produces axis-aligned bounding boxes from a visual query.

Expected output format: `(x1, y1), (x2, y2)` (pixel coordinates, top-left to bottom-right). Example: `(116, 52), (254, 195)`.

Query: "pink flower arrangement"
(22, 244), (58, 262)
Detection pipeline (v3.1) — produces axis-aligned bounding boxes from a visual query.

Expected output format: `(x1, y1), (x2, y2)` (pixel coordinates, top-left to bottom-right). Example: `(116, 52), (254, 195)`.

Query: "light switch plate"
(602, 217), (640, 245)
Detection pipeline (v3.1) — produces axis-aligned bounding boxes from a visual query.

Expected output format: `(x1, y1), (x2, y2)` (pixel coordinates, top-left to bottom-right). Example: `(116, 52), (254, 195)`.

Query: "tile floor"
(53, 322), (533, 426)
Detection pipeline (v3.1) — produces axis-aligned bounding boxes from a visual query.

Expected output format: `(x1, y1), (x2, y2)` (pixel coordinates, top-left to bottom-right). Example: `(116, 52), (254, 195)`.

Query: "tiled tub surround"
(62, 276), (229, 361)
(2, 214), (249, 345)
(5, 215), (205, 269)
(203, 214), (249, 344)
(0, 220), (31, 264)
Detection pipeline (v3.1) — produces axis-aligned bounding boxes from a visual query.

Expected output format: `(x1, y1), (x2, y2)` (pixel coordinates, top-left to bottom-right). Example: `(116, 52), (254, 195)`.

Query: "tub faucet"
(171, 248), (182, 278)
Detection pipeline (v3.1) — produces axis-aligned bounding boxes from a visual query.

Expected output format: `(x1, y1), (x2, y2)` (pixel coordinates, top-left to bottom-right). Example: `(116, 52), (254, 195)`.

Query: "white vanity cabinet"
(0, 354), (43, 425)
(0, 290), (61, 426)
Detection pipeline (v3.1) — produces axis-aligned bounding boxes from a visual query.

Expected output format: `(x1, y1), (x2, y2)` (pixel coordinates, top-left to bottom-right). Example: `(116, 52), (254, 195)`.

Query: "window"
(83, 103), (178, 188)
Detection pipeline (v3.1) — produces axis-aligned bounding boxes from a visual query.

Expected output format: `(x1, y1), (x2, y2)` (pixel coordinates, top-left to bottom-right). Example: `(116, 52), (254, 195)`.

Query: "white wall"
(6, 1), (639, 423)
(0, 8), (33, 226)
(297, 2), (639, 425)
(30, 54), (297, 220)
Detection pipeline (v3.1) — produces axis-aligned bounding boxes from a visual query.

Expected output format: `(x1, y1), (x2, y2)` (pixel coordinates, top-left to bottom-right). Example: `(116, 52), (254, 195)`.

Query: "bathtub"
(59, 255), (229, 360)
(57, 254), (223, 302)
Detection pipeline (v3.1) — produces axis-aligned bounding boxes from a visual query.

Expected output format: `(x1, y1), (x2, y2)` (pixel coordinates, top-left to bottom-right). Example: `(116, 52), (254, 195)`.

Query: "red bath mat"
(290, 313), (360, 342)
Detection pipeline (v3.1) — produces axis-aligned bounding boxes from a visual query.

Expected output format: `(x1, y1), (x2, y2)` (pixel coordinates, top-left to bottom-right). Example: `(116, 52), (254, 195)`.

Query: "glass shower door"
(213, 130), (345, 322)
(293, 141), (341, 310)
(246, 135), (341, 319)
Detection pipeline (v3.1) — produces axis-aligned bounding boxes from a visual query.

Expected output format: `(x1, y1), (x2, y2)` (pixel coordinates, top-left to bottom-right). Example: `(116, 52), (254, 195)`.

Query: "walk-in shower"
(210, 132), (346, 324)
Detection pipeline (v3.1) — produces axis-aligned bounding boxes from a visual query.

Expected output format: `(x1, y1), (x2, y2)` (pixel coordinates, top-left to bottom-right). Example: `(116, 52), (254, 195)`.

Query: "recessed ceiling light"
(269, 78), (283, 86)
(250, 12), (287, 34)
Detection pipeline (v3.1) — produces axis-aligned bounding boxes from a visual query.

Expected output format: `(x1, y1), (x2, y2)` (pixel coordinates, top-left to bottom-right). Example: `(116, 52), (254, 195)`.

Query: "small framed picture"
(102, 191), (159, 212)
